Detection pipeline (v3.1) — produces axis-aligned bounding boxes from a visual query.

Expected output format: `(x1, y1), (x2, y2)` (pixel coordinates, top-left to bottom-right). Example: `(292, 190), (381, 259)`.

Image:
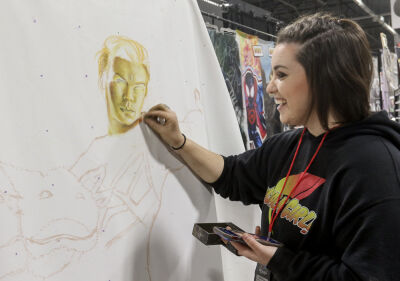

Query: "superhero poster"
(236, 30), (267, 149)
(208, 29), (248, 148)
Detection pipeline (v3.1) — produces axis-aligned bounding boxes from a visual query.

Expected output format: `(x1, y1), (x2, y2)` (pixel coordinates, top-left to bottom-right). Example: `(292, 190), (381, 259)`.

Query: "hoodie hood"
(319, 111), (400, 149)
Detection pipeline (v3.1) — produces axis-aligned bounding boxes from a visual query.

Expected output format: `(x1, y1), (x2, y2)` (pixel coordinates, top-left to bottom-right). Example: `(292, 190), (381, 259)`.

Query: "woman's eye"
(276, 72), (287, 79)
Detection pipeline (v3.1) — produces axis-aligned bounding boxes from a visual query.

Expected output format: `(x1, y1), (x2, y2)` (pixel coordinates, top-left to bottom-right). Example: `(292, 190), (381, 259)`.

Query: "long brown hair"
(277, 13), (372, 129)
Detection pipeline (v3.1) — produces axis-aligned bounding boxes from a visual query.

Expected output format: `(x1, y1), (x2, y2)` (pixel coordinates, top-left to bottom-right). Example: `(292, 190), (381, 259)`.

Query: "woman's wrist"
(170, 133), (186, 150)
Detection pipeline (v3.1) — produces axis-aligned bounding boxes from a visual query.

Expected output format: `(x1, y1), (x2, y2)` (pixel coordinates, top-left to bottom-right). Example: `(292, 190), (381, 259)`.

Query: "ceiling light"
(201, 0), (222, 8)
(385, 23), (397, 35)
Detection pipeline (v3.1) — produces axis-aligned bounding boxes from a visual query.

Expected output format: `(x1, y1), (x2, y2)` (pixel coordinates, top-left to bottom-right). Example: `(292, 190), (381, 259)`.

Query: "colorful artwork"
(208, 29), (247, 147)
(236, 31), (267, 149)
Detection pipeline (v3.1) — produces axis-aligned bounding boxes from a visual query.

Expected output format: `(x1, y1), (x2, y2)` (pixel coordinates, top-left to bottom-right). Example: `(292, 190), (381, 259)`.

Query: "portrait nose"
(124, 85), (136, 101)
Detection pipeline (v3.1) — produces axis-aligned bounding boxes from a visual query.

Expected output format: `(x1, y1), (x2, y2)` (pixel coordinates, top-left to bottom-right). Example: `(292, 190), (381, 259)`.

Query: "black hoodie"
(212, 111), (400, 281)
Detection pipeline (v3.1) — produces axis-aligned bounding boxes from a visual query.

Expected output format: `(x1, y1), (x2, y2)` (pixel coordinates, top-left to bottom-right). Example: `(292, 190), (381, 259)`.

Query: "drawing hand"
(143, 104), (184, 148)
(230, 226), (277, 266)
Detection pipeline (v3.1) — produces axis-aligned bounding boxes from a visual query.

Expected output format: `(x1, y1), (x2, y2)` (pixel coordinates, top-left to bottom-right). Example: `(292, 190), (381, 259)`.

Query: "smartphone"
(213, 226), (283, 247)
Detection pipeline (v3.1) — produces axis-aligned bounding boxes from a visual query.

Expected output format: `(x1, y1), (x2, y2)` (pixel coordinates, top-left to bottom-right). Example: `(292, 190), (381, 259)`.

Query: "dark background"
(198, 0), (398, 53)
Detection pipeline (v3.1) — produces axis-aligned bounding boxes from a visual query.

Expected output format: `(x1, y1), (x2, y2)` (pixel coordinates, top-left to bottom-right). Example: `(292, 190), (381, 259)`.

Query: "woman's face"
(267, 43), (314, 127)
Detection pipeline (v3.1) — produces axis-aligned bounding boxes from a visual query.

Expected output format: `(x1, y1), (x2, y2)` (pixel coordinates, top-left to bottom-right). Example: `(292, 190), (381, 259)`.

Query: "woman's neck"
(305, 111), (338, 137)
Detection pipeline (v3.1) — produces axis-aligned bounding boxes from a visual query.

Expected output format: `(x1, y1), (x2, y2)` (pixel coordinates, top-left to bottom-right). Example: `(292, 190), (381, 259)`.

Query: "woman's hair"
(277, 13), (372, 129)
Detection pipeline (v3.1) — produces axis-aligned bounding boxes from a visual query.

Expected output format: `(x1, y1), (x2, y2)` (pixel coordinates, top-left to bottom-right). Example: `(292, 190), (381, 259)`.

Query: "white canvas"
(0, 0), (260, 280)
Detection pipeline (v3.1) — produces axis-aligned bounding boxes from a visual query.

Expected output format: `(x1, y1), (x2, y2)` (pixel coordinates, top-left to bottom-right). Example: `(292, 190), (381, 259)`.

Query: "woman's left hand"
(230, 226), (278, 266)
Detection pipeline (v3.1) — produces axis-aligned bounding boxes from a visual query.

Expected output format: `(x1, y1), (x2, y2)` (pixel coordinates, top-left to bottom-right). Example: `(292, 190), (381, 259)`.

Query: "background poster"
(380, 33), (398, 116)
(236, 30), (267, 150)
(0, 0), (260, 280)
(370, 56), (381, 112)
(208, 29), (247, 148)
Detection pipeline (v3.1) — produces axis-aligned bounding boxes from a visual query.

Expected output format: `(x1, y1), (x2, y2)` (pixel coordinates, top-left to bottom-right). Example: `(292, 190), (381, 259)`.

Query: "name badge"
(254, 263), (272, 281)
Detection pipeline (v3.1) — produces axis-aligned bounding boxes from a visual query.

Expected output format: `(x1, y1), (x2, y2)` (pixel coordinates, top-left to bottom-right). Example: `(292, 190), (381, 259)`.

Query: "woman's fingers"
(143, 105), (183, 147)
(144, 114), (164, 131)
(242, 234), (263, 254)
(144, 110), (170, 121)
(144, 110), (175, 129)
(230, 241), (259, 261)
(147, 103), (171, 112)
(241, 234), (278, 265)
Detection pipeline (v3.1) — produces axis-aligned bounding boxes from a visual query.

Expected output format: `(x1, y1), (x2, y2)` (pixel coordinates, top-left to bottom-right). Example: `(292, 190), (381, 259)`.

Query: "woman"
(144, 13), (400, 281)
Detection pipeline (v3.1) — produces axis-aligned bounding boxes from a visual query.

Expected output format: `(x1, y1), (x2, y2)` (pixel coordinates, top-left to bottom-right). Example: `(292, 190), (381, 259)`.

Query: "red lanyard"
(268, 127), (330, 239)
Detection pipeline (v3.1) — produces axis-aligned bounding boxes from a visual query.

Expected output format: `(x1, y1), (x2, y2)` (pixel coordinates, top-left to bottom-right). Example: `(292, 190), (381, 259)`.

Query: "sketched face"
(107, 56), (149, 127)
(4, 166), (106, 254)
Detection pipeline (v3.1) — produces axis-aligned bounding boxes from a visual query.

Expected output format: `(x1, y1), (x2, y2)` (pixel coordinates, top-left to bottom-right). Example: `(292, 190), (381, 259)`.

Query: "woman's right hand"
(144, 103), (224, 183)
(143, 104), (185, 148)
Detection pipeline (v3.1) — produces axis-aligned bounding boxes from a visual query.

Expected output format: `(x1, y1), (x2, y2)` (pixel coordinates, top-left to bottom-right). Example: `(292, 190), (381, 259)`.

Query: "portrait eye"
(39, 190), (53, 200)
(113, 74), (126, 83)
(134, 84), (145, 93)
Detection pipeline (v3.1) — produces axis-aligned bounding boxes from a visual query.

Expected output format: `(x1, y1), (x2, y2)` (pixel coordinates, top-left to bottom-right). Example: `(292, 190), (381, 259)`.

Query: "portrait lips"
(119, 103), (135, 114)
(119, 101), (138, 122)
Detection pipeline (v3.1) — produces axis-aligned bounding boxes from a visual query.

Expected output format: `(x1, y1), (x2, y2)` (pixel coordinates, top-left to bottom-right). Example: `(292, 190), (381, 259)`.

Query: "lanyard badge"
(254, 263), (272, 281)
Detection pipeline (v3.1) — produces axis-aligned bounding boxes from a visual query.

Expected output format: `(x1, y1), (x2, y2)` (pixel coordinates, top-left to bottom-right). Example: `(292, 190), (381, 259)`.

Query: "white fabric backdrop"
(0, 0), (260, 280)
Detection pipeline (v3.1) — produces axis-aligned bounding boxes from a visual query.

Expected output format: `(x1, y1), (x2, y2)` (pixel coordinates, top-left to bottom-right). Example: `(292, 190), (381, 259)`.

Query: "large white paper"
(0, 1), (260, 280)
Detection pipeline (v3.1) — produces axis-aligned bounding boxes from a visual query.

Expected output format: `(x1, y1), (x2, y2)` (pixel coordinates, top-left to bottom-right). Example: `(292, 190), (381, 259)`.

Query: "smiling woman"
(143, 12), (400, 281)
(266, 44), (313, 132)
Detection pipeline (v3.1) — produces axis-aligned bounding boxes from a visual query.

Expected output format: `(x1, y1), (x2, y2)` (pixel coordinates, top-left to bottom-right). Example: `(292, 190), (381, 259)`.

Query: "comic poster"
(236, 31), (267, 149)
(208, 29), (247, 148)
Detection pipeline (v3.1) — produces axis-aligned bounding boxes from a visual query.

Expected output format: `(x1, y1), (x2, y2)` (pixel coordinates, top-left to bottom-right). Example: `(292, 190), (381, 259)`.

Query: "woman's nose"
(266, 79), (277, 95)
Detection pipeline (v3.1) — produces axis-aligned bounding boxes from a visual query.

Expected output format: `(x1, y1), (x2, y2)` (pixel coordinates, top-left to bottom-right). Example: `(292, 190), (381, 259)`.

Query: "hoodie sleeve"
(211, 130), (299, 205)
(211, 146), (268, 205)
(268, 136), (400, 281)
